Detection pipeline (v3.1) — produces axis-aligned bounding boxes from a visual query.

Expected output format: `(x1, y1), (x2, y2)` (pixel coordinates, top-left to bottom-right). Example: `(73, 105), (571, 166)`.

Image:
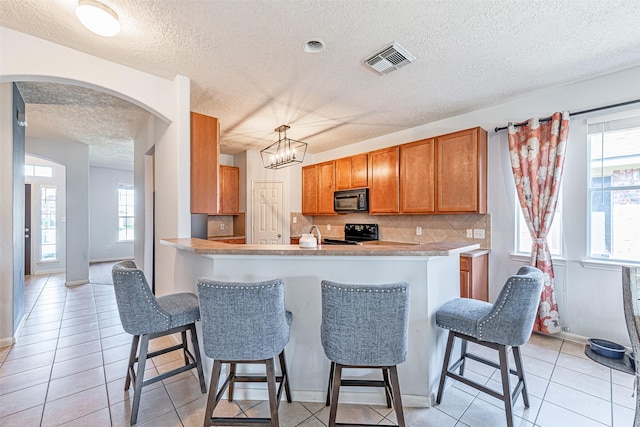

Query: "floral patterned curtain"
(508, 112), (570, 334)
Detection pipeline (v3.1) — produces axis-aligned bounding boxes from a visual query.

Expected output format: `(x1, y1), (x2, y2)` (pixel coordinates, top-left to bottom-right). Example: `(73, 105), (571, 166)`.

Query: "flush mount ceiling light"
(260, 125), (308, 170)
(75, 0), (121, 37)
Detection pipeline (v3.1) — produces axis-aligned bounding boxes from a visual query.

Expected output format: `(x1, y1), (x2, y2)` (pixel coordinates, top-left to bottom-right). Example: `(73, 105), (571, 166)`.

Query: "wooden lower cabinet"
(290, 237), (300, 245)
(219, 238), (245, 244)
(460, 252), (488, 301)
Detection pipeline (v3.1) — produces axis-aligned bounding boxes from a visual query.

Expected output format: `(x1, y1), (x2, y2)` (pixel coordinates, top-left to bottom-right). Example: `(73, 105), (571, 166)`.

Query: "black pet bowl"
(588, 338), (626, 359)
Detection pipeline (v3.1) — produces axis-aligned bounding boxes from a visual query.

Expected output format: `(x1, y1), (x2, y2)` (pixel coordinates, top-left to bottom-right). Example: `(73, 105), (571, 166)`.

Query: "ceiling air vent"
(363, 42), (416, 75)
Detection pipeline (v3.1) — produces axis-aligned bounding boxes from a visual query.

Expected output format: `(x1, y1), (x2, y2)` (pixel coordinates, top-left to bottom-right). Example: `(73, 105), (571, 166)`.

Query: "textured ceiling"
(3, 0), (640, 170)
(16, 82), (150, 170)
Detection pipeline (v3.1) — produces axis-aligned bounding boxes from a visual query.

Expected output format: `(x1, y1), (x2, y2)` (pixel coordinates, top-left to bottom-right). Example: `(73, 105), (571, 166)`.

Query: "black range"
(323, 223), (379, 245)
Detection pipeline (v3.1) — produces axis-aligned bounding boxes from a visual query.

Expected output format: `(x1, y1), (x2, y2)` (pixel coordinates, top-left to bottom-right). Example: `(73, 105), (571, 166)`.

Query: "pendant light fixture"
(75, 0), (121, 37)
(260, 125), (308, 170)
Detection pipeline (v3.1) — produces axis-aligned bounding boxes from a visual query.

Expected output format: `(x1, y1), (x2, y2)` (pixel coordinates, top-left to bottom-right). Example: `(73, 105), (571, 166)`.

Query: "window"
(25, 164), (52, 177)
(588, 112), (640, 263)
(118, 185), (134, 242)
(40, 186), (57, 261)
(515, 193), (563, 256)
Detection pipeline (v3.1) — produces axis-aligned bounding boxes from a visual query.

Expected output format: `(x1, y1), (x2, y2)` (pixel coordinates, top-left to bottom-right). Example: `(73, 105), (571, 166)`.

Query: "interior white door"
(252, 181), (284, 244)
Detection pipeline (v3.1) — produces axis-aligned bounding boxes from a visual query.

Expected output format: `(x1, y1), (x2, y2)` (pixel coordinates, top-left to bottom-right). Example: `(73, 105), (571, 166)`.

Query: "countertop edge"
(461, 249), (491, 257)
(161, 238), (479, 257)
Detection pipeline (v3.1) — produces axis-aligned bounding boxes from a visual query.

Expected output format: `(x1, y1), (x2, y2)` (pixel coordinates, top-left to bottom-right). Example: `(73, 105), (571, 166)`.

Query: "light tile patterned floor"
(0, 263), (636, 426)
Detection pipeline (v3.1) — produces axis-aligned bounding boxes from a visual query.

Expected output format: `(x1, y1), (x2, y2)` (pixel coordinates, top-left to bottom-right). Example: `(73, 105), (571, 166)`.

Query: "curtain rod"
(493, 98), (640, 133)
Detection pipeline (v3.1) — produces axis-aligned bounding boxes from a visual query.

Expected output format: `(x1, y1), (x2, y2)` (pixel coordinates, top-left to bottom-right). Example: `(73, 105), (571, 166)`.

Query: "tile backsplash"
(291, 212), (491, 249)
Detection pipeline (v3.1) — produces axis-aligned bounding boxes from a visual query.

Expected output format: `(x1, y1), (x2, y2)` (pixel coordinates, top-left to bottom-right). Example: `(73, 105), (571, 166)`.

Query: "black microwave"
(334, 188), (369, 212)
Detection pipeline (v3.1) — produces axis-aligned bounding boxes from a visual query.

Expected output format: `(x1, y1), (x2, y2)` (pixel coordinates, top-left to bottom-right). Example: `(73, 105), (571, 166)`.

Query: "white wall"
(275, 66), (640, 345)
(26, 137), (89, 285)
(25, 155), (66, 275)
(0, 27), (189, 342)
(89, 167), (134, 262)
(0, 83), (17, 344)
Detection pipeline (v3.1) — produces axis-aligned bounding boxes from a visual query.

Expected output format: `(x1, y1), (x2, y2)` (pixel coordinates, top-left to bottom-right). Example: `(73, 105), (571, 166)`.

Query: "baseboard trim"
(65, 279), (90, 287)
(554, 331), (589, 344)
(0, 336), (16, 347)
(90, 257), (133, 264)
(31, 268), (65, 275)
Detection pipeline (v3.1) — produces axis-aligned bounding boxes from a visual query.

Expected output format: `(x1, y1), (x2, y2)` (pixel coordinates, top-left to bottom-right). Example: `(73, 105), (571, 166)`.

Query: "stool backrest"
(478, 266), (544, 346)
(321, 281), (410, 366)
(197, 278), (290, 360)
(111, 260), (170, 335)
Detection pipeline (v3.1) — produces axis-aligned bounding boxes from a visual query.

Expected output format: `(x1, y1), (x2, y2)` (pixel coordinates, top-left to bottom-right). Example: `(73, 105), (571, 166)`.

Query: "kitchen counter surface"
(161, 237), (479, 257)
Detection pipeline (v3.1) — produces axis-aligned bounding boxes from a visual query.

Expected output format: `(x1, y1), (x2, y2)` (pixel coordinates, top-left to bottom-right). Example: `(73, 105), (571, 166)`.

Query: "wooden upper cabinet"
(336, 153), (368, 190)
(368, 146), (399, 214)
(400, 138), (435, 214)
(318, 161), (336, 214)
(335, 157), (351, 190)
(436, 127), (487, 214)
(302, 164), (319, 215)
(219, 165), (239, 214)
(190, 112), (219, 214)
(302, 162), (335, 215)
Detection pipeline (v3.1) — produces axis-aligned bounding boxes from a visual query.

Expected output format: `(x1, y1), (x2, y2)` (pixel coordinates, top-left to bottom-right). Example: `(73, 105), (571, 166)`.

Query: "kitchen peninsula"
(162, 238), (479, 406)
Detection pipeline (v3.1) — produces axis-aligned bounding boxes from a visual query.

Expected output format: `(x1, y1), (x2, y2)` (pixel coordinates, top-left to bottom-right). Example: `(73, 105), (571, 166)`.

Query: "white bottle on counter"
(299, 233), (317, 248)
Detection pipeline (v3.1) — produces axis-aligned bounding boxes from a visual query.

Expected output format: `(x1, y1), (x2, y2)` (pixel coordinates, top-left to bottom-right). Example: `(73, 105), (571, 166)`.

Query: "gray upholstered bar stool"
(197, 278), (292, 427)
(321, 280), (410, 427)
(111, 261), (207, 425)
(435, 266), (544, 427)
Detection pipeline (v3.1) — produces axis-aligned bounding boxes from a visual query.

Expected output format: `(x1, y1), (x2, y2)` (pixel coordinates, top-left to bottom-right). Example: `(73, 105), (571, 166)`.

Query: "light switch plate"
(466, 229), (472, 238)
(327, 224), (331, 230)
(473, 228), (485, 239)
(220, 224), (225, 230)
(416, 226), (422, 236)
(293, 216), (297, 224)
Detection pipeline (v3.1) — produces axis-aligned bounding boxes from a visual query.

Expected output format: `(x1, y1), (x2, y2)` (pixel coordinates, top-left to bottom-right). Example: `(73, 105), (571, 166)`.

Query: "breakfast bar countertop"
(161, 237), (479, 257)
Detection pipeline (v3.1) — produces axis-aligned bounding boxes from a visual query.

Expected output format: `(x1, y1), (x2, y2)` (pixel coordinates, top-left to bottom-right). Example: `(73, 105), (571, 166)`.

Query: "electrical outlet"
(473, 228), (485, 239)
(220, 224), (225, 230)
(466, 229), (473, 238)
(327, 224), (331, 231)
(292, 216), (297, 224)
(416, 226), (422, 236)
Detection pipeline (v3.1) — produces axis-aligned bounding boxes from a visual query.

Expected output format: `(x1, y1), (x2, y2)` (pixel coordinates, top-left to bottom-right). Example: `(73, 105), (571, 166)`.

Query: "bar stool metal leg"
(389, 365), (406, 427)
(131, 334), (150, 425)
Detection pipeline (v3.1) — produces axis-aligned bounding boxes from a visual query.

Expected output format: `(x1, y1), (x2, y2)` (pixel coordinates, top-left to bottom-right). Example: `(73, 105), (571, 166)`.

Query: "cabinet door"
(436, 128), (487, 213)
(459, 254), (488, 301)
(219, 166), (239, 214)
(350, 153), (368, 188)
(368, 146), (399, 214)
(400, 138), (435, 213)
(335, 157), (352, 190)
(460, 270), (471, 298)
(318, 161), (336, 214)
(190, 112), (219, 214)
(302, 165), (318, 215)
